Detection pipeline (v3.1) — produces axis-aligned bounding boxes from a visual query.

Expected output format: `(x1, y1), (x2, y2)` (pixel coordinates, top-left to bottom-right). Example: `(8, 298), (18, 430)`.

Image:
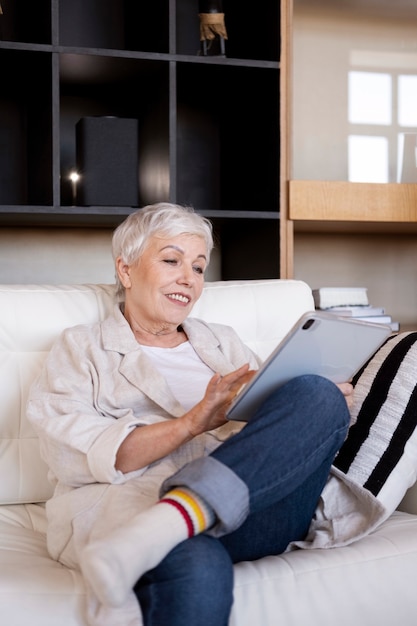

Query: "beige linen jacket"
(27, 305), (259, 626)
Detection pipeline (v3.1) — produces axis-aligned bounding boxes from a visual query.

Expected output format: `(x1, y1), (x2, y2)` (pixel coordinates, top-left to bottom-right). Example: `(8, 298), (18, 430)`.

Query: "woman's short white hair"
(112, 203), (214, 298)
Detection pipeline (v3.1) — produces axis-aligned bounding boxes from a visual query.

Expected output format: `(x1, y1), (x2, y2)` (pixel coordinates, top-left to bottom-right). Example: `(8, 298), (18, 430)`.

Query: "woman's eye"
(162, 259), (204, 274)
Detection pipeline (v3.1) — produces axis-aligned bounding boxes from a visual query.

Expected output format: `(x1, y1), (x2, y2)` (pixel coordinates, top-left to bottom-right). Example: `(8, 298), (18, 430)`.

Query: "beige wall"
(292, 6), (416, 182)
(0, 227), (221, 285)
(294, 232), (417, 326)
(0, 228), (115, 285)
(292, 2), (417, 327)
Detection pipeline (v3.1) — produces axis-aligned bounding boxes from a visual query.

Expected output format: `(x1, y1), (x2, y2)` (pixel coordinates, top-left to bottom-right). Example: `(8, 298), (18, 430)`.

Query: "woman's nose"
(179, 265), (194, 284)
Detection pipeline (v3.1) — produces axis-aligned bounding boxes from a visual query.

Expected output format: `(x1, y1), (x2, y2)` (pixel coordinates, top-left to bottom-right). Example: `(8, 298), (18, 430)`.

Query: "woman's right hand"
(115, 364), (255, 474)
(182, 364), (256, 437)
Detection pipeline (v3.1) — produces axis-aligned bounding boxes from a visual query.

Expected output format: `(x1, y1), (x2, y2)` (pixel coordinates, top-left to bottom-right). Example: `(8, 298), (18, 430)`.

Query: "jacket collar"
(99, 306), (233, 416)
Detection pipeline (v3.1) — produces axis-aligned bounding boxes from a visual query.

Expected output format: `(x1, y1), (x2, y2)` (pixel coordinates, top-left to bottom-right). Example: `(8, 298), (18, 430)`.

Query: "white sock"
(80, 487), (215, 608)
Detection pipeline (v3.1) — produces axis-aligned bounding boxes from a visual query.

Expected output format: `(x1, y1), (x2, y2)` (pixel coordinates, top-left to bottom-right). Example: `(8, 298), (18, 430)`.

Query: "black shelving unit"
(0, 0), (281, 279)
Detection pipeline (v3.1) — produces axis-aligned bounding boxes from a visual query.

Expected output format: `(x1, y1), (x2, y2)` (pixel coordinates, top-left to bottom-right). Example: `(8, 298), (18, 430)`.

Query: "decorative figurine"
(198, 0), (228, 57)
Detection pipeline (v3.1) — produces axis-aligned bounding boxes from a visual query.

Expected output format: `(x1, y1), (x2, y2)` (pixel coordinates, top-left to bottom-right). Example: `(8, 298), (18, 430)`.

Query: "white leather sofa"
(1, 279), (417, 626)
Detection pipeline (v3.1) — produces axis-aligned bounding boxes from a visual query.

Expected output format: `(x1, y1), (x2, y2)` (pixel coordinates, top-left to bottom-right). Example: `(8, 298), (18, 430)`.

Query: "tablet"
(226, 310), (392, 422)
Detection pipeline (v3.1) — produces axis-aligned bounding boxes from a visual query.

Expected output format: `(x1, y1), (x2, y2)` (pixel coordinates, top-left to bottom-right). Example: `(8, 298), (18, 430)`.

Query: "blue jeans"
(134, 375), (350, 626)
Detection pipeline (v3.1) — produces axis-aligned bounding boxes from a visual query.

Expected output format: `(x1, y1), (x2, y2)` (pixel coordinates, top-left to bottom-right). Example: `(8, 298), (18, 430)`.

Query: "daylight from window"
(348, 68), (417, 183)
(398, 75), (417, 126)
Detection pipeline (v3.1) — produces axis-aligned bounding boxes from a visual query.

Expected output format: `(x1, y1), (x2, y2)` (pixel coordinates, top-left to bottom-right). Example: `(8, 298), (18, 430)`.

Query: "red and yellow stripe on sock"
(160, 487), (215, 538)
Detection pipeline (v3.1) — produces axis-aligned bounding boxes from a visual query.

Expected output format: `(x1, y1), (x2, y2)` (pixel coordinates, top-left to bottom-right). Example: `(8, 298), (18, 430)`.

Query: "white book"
(326, 305), (385, 317)
(313, 287), (369, 309)
(354, 315), (392, 324)
(353, 315), (399, 332)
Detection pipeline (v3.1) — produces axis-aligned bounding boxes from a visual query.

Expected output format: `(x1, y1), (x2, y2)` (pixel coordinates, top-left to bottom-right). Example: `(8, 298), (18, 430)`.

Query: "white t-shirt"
(139, 341), (215, 411)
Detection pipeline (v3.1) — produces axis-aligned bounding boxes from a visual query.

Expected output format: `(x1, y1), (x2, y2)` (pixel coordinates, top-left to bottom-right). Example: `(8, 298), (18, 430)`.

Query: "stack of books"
(312, 287), (399, 332)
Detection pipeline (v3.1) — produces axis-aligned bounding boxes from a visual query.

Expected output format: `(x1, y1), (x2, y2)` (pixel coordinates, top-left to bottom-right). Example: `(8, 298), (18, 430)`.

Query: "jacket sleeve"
(26, 326), (154, 488)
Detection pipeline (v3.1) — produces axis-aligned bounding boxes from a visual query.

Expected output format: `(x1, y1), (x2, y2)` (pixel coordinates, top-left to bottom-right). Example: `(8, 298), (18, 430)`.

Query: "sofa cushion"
(2, 502), (417, 626)
(232, 510), (417, 626)
(334, 332), (417, 515)
(0, 284), (116, 505)
(192, 279), (314, 360)
(0, 504), (86, 626)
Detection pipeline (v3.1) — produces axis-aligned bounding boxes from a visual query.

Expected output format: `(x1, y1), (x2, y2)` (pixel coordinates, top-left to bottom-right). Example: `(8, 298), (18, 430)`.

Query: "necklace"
(132, 325), (187, 348)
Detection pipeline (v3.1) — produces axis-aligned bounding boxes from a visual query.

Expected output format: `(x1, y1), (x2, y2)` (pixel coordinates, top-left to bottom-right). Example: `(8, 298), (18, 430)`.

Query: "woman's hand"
(336, 382), (354, 409)
(115, 364), (255, 474)
(183, 364), (256, 437)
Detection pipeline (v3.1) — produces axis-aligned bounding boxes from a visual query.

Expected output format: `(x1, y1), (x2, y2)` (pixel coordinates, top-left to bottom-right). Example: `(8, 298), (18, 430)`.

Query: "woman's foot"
(80, 488), (215, 607)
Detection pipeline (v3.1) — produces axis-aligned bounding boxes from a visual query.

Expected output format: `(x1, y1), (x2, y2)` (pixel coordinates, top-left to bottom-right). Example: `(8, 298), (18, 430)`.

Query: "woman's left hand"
(336, 382), (354, 409)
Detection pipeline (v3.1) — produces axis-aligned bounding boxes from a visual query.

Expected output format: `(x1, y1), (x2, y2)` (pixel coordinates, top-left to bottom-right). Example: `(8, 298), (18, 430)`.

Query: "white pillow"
(334, 331), (417, 514)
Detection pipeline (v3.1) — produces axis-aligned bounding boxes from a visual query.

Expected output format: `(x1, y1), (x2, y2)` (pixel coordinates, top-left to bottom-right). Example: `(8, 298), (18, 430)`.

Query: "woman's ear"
(116, 257), (132, 289)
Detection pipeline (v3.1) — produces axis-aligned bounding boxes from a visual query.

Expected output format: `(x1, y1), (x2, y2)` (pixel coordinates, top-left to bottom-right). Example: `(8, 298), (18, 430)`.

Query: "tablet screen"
(226, 311), (392, 422)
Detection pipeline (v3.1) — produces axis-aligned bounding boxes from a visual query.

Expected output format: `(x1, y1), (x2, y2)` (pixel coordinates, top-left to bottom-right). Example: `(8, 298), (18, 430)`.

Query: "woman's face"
(117, 233), (208, 334)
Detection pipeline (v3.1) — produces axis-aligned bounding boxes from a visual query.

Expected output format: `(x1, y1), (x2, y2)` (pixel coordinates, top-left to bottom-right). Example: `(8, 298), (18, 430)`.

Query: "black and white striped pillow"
(334, 331), (417, 513)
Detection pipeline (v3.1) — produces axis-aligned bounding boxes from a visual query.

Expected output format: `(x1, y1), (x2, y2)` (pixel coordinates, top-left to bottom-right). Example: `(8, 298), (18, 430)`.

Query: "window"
(348, 57), (417, 183)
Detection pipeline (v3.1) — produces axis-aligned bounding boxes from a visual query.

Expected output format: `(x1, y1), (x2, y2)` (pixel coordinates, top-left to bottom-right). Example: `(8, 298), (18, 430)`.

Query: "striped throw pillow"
(334, 331), (417, 513)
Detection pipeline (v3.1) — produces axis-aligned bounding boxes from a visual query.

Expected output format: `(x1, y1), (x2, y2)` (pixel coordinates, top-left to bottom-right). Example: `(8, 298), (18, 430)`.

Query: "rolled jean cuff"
(160, 456), (249, 537)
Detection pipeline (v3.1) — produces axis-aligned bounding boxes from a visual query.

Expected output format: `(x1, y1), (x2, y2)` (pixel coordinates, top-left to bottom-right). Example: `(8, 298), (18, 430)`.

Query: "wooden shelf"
(293, 221), (417, 234)
(0, 206), (280, 228)
(289, 180), (417, 223)
(0, 0), (285, 280)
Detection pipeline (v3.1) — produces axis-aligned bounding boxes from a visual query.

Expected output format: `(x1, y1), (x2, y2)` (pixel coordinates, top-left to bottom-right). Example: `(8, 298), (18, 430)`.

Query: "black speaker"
(76, 117), (139, 206)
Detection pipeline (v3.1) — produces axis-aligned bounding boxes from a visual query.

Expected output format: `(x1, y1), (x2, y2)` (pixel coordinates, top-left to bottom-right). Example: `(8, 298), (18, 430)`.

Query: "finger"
(336, 382), (353, 396)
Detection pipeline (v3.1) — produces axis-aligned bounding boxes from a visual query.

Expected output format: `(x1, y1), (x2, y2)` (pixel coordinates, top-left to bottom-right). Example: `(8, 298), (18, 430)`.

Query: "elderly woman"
(27, 203), (352, 626)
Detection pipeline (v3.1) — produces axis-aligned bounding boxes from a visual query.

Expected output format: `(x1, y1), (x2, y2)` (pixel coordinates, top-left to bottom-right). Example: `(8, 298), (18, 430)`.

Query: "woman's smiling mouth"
(167, 293), (190, 304)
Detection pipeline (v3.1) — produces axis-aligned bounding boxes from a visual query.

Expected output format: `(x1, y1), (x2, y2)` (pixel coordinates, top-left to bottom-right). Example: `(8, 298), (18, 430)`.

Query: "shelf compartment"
(212, 216), (280, 280)
(59, 53), (169, 207)
(175, 0), (279, 62)
(0, 49), (52, 206)
(59, 0), (168, 53)
(0, 0), (51, 44)
(176, 62), (279, 213)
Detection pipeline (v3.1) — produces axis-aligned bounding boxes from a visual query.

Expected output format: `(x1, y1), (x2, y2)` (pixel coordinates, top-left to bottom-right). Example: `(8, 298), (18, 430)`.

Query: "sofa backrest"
(0, 280), (314, 506)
